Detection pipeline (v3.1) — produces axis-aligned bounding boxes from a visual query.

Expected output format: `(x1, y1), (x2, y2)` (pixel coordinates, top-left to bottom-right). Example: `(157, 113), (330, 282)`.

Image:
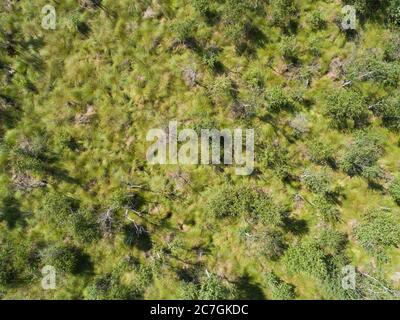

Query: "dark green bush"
(0, 244), (15, 289)
(324, 90), (369, 129)
(270, 0), (298, 29)
(374, 97), (400, 131)
(41, 193), (79, 224)
(388, 0), (400, 26)
(0, 234), (41, 291)
(354, 209), (400, 254)
(389, 177), (400, 204)
(41, 193), (99, 243)
(340, 131), (383, 179)
(40, 245), (81, 274)
(207, 185), (284, 226)
(283, 241), (329, 280)
(308, 11), (326, 30)
(191, 0), (211, 16)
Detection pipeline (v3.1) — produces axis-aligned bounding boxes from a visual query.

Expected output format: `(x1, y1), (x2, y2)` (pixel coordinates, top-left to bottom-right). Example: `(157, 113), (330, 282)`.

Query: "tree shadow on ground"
(283, 217), (309, 236)
(74, 248), (94, 275)
(234, 273), (266, 300)
(0, 194), (27, 229)
(123, 223), (153, 251)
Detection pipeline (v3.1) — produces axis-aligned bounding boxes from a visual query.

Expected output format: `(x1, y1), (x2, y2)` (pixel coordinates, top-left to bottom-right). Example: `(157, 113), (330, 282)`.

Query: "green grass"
(1, 0), (400, 300)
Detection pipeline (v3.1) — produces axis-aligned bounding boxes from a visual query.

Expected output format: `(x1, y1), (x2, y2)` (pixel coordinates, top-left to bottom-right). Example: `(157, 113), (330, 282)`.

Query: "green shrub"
(207, 185), (283, 226)
(340, 131), (383, 179)
(177, 281), (198, 299)
(383, 34), (400, 62)
(206, 185), (245, 218)
(324, 90), (369, 129)
(84, 274), (142, 300)
(41, 193), (99, 243)
(354, 209), (400, 254)
(374, 97), (400, 131)
(240, 225), (287, 261)
(265, 87), (294, 112)
(308, 35), (322, 57)
(0, 244), (15, 289)
(134, 264), (154, 289)
(388, 0), (400, 26)
(191, 0), (211, 16)
(251, 195), (285, 226)
(314, 195), (340, 223)
(308, 11), (326, 30)
(301, 168), (332, 195)
(389, 177), (400, 204)
(221, 0), (263, 46)
(0, 231), (42, 291)
(260, 229), (287, 260)
(52, 130), (79, 151)
(278, 36), (299, 62)
(360, 165), (383, 182)
(70, 211), (100, 243)
(244, 68), (265, 89)
(109, 188), (141, 209)
(344, 52), (400, 87)
(41, 193), (79, 224)
(306, 139), (335, 165)
(40, 245), (81, 274)
(177, 273), (236, 300)
(198, 274), (236, 300)
(265, 272), (296, 300)
(172, 18), (197, 42)
(260, 143), (292, 179)
(283, 241), (329, 280)
(317, 227), (347, 255)
(11, 149), (45, 173)
(201, 46), (220, 69)
(270, 0), (298, 29)
(208, 75), (232, 103)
